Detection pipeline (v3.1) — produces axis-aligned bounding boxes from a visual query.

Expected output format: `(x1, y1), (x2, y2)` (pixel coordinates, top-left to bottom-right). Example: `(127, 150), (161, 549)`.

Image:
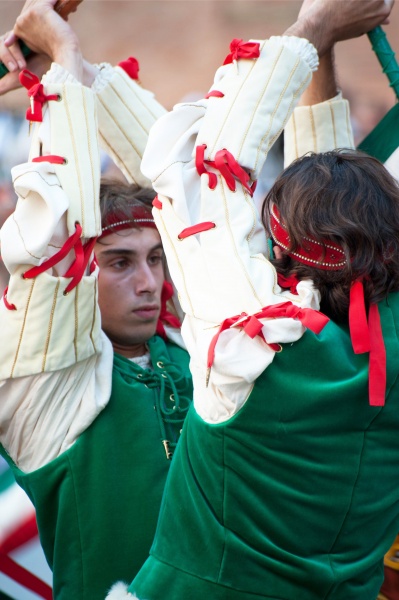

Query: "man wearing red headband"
(96, 0), (399, 599)
(0, 3), (193, 599)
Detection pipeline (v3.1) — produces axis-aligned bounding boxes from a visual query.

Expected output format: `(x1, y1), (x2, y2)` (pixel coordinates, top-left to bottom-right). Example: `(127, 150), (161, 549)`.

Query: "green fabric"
(357, 103), (399, 163)
(0, 336), (192, 600)
(0, 465), (15, 494)
(0, 591), (16, 600)
(131, 295), (399, 600)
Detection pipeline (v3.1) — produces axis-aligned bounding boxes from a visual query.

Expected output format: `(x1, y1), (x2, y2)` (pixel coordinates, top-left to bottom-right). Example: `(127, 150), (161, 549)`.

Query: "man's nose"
(134, 264), (158, 294)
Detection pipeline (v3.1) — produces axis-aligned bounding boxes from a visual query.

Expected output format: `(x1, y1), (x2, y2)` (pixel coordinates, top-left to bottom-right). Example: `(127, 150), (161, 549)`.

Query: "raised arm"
(284, 0), (394, 165)
(0, 0), (112, 472)
(139, 0), (394, 424)
(0, 0), (167, 188)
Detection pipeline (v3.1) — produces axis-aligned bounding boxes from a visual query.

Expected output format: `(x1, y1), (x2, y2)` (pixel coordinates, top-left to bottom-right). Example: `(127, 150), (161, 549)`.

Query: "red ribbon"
(223, 39), (260, 65)
(195, 144), (217, 189)
(213, 148), (255, 195)
(368, 303), (386, 407)
(23, 223), (97, 294)
(205, 90), (224, 99)
(207, 301), (329, 369)
(19, 70), (59, 123)
(156, 281), (182, 339)
(277, 273), (299, 295)
(2, 286), (16, 310)
(349, 280), (386, 406)
(195, 145), (256, 196)
(349, 280), (370, 353)
(152, 196), (163, 210)
(32, 155), (65, 165)
(64, 235), (98, 294)
(118, 56), (140, 80)
(178, 222), (216, 240)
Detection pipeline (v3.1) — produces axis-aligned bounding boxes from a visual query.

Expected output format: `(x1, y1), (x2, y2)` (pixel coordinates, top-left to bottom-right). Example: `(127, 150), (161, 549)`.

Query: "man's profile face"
(95, 227), (164, 357)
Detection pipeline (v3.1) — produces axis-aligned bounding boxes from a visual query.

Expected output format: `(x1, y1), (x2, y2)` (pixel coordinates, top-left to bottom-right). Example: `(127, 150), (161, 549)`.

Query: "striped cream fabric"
(284, 94), (355, 166)
(29, 83), (101, 239)
(96, 65), (166, 188)
(0, 83), (102, 379)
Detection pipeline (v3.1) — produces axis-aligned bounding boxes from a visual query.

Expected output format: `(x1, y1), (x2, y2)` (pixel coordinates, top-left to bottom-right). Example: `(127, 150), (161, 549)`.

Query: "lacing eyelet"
(161, 373), (167, 379)
(56, 94), (62, 102)
(63, 158), (68, 165)
(157, 361), (164, 368)
(63, 290), (69, 296)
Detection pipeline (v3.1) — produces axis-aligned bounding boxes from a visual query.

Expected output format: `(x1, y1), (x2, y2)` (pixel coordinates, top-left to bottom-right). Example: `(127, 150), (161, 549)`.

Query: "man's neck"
(112, 341), (148, 359)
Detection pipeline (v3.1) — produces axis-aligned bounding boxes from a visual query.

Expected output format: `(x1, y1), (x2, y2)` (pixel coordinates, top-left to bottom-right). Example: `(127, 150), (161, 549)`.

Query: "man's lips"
(132, 305), (160, 319)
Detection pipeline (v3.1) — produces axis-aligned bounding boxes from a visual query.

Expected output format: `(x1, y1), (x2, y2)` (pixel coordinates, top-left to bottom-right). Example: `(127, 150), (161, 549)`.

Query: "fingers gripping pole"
(368, 26), (399, 101)
(0, 0), (84, 79)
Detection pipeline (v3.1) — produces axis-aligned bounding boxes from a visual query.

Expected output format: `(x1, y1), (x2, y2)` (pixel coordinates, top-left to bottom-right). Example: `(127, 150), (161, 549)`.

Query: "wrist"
(284, 12), (333, 57)
(53, 49), (83, 82)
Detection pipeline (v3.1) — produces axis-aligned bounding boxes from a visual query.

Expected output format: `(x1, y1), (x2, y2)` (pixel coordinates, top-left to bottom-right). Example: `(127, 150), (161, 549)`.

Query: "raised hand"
(0, 35), (50, 94)
(10, 0), (82, 79)
(287, 0), (395, 56)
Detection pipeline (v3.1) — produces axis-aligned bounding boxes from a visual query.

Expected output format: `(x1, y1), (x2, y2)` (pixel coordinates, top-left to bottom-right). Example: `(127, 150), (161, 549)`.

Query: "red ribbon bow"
(117, 57), (140, 80)
(207, 300), (329, 369)
(23, 223), (97, 294)
(223, 39), (261, 65)
(195, 145), (256, 196)
(19, 70), (59, 123)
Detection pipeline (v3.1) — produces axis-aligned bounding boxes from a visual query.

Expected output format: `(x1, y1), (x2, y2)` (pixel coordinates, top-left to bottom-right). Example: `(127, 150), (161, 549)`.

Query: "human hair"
(99, 179), (156, 232)
(262, 150), (399, 321)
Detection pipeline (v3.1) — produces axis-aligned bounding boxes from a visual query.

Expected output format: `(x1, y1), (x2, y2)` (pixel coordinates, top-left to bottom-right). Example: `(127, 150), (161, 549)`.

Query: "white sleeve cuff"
(42, 62), (80, 85)
(90, 62), (115, 93)
(269, 36), (319, 72)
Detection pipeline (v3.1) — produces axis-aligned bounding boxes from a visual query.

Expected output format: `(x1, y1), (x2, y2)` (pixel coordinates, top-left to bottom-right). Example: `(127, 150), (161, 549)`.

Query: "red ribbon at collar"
(223, 39), (260, 65)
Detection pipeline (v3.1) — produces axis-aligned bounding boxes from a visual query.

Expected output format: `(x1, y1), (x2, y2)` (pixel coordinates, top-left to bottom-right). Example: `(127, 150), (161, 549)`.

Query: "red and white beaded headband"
(270, 203), (347, 271)
(100, 206), (157, 238)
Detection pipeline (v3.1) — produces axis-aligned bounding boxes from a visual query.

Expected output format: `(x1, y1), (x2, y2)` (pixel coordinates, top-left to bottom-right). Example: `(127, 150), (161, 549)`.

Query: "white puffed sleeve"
(142, 36), (326, 423)
(91, 61), (167, 187)
(0, 64), (112, 472)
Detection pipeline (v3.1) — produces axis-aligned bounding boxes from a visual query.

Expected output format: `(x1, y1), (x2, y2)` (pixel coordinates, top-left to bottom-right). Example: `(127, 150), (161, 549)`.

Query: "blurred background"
(0, 1), (398, 597)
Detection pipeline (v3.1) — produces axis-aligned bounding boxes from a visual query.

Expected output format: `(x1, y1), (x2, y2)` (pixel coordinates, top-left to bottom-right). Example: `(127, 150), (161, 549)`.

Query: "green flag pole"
(367, 26), (399, 101)
(357, 26), (399, 161)
(0, 1), (83, 79)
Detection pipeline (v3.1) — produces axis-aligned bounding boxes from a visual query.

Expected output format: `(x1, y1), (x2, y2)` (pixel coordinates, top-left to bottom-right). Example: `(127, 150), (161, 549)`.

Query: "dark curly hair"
(262, 150), (399, 322)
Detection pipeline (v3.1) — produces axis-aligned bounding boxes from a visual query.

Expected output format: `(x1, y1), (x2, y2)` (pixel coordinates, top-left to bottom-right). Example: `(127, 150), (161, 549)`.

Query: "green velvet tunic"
(1, 336), (192, 600)
(131, 295), (399, 600)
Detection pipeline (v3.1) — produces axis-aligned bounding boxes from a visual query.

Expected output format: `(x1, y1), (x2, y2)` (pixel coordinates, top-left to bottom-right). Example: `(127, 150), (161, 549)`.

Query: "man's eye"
(112, 259), (128, 269)
(149, 254), (163, 265)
